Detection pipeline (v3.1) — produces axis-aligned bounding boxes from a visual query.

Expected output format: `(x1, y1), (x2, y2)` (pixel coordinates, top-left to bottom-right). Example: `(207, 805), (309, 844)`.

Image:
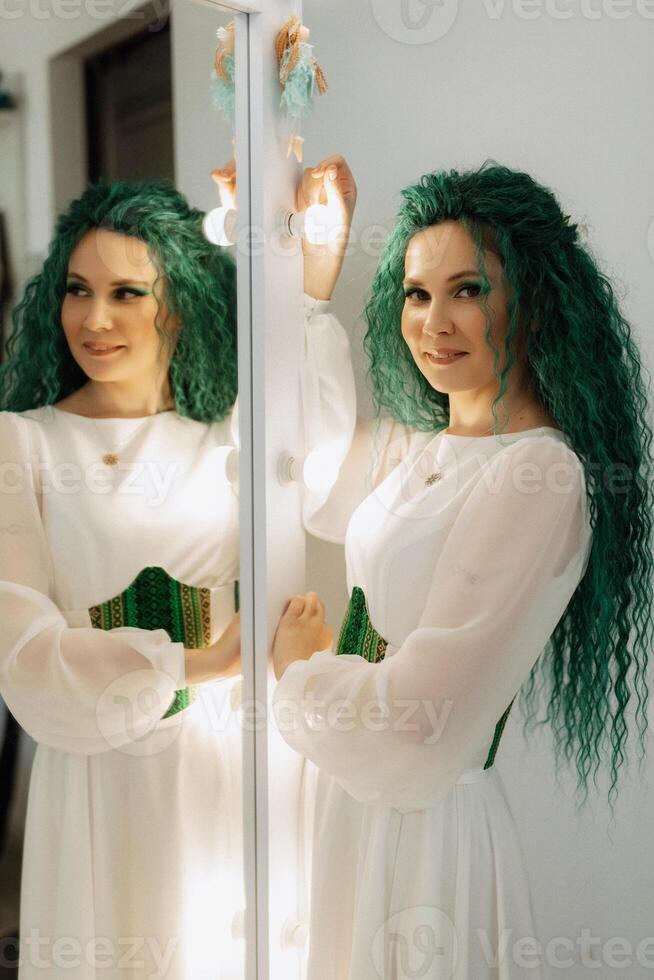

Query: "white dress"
(272, 294), (594, 980)
(0, 403), (245, 980)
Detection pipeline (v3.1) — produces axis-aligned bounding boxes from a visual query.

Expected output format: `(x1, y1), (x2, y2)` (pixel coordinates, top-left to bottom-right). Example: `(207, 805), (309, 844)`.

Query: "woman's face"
(61, 228), (177, 383)
(401, 220), (528, 397)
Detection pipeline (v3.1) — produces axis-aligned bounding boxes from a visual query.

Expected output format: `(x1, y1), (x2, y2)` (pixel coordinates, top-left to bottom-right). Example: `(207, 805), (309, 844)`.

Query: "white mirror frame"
(186, 3), (265, 979)
(187, 5), (309, 979)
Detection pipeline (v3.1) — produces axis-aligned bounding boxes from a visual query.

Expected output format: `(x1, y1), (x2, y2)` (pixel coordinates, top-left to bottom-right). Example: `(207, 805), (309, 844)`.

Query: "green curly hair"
(0, 179), (237, 423)
(363, 160), (654, 822)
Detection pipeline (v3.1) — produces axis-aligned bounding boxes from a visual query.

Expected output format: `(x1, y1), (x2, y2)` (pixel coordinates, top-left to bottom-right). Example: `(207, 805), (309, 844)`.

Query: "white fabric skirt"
(300, 763), (545, 980)
(17, 683), (244, 980)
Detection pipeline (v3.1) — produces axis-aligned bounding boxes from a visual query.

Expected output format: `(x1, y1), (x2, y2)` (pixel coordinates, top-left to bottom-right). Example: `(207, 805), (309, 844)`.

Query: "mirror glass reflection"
(0, 6), (244, 978)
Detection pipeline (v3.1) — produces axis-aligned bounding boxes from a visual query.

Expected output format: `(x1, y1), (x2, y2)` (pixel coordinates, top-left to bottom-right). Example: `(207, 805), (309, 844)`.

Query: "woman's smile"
(82, 342), (127, 357)
(425, 350), (469, 365)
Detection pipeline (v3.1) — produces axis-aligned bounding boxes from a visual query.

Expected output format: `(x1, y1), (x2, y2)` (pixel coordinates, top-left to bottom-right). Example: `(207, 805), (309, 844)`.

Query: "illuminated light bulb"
(277, 454), (300, 486)
(224, 446), (239, 485)
(284, 203), (344, 246)
(304, 203), (333, 245)
(277, 446), (341, 492)
(229, 394), (240, 451)
(203, 206), (237, 246)
(302, 444), (341, 492)
(280, 917), (309, 950)
(210, 445), (240, 485)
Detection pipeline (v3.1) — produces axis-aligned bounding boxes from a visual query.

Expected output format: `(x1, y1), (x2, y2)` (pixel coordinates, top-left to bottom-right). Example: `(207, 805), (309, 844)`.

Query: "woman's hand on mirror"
(211, 158), (237, 210)
(297, 154), (357, 302)
(271, 591), (334, 682)
(184, 610), (241, 684)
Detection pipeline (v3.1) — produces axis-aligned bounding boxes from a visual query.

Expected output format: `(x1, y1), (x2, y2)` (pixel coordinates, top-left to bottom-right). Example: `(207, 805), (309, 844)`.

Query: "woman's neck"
(64, 381), (175, 418)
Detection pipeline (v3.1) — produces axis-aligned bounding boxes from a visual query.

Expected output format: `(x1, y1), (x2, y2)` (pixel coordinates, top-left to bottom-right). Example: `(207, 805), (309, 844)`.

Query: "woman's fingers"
(288, 591), (323, 615)
(211, 169), (236, 188)
(311, 156), (356, 195)
(279, 591), (327, 625)
(281, 595), (305, 619)
(297, 167), (325, 212)
(297, 155), (356, 215)
(212, 157), (236, 177)
(310, 153), (347, 173)
(211, 159), (237, 208)
(301, 591), (327, 621)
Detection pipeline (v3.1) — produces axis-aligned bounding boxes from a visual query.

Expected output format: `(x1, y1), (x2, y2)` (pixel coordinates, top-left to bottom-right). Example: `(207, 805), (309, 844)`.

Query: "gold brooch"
(424, 472), (442, 486)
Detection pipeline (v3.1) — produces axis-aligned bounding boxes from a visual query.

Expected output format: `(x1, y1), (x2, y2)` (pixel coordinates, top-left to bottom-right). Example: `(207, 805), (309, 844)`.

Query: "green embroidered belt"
(89, 566), (239, 719)
(335, 585), (515, 770)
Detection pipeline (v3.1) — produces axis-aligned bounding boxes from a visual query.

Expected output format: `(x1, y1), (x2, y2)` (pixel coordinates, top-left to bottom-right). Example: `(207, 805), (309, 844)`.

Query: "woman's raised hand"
(271, 591), (334, 682)
(211, 158), (237, 210)
(211, 154), (356, 301)
(297, 154), (358, 301)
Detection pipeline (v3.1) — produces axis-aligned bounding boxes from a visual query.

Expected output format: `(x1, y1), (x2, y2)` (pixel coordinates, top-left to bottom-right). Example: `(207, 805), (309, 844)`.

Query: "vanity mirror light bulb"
(203, 206), (237, 247)
(229, 394), (240, 451)
(278, 446), (341, 492)
(211, 445), (240, 485)
(284, 203), (340, 246)
(303, 445), (341, 491)
(224, 447), (239, 485)
(280, 916), (309, 950)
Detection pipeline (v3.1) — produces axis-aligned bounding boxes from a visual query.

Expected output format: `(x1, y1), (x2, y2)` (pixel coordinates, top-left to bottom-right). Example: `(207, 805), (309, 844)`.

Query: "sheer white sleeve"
(273, 437), (592, 811)
(0, 411), (187, 756)
(300, 293), (430, 544)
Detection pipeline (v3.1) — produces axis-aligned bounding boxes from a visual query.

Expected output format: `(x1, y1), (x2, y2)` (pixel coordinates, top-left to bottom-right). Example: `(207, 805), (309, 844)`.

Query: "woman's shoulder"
(369, 414), (438, 457)
(0, 405), (48, 414)
(480, 428), (588, 507)
(0, 406), (53, 427)
(0, 409), (57, 454)
(0, 408), (56, 465)
(485, 425), (581, 464)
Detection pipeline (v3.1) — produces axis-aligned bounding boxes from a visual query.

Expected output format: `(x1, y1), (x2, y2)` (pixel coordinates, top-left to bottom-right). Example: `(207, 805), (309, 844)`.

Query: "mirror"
(0, 4), (246, 978)
(269, 5), (654, 980)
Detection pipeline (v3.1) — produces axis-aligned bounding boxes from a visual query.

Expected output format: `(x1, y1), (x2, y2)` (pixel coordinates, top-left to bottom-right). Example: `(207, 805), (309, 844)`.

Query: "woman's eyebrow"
(402, 269), (480, 286)
(66, 272), (151, 286)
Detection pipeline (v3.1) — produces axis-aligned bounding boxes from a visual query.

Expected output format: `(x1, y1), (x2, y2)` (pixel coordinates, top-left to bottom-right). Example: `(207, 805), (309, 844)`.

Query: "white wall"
(170, 0), (235, 210)
(300, 1), (654, 977)
(0, 0), (152, 260)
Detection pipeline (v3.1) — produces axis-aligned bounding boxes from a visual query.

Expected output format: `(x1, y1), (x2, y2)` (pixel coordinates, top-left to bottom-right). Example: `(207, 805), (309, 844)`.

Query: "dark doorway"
(85, 20), (174, 183)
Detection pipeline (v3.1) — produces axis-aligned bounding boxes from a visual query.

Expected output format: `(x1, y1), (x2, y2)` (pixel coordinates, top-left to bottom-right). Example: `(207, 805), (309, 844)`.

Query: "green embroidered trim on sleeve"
(88, 566), (213, 719)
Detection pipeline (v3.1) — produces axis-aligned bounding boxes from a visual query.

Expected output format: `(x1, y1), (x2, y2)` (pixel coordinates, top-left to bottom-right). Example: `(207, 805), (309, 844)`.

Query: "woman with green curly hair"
(0, 180), (245, 977)
(271, 156), (654, 979)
